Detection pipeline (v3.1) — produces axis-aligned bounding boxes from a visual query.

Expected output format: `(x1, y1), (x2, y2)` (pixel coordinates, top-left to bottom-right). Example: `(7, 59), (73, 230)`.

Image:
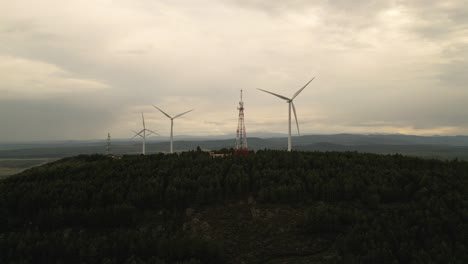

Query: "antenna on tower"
(106, 132), (111, 155)
(235, 89), (248, 155)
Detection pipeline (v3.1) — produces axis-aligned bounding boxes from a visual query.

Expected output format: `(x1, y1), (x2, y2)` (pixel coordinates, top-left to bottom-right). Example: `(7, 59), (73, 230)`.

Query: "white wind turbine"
(131, 113), (159, 155)
(258, 77), (315, 152)
(152, 105), (193, 153)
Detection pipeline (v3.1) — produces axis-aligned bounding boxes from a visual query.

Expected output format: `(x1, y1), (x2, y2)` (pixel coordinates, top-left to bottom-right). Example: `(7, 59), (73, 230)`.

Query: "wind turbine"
(257, 77), (315, 152)
(152, 105), (193, 153)
(131, 112), (159, 155)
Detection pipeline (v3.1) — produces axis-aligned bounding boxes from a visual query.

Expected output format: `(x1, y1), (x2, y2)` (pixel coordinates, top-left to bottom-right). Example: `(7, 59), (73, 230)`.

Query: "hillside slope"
(1, 151), (467, 263)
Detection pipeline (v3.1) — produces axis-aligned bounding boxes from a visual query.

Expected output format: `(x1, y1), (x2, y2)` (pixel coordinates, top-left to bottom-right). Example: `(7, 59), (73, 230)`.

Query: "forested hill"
(1, 150), (467, 263)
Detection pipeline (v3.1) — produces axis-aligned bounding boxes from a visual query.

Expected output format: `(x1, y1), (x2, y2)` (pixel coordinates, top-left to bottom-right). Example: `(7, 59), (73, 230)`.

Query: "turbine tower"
(235, 89), (248, 155)
(152, 105), (193, 154)
(131, 113), (159, 155)
(106, 132), (111, 155)
(258, 77), (315, 152)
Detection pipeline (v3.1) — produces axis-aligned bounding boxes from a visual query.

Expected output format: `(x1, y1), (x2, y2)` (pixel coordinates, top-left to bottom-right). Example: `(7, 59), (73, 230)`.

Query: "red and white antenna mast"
(235, 89), (248, 155)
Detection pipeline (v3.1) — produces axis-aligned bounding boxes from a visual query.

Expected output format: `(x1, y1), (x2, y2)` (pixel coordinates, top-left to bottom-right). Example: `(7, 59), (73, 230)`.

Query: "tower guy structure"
(235, 89), (248, 155)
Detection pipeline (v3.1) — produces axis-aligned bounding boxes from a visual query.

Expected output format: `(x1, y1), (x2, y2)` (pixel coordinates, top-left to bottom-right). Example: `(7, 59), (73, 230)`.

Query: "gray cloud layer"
(0, 0), (467, 141)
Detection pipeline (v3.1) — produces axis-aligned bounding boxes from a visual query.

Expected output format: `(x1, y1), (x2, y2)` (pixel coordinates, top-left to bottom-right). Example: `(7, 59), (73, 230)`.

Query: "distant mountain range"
(1, 134), (468, 160)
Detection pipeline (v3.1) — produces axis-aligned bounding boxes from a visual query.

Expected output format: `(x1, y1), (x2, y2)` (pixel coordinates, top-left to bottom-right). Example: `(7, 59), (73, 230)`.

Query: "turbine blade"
(146, 129), (160, 136)
(131, 129), (144, 139)
(141, 113), (146, 129)
(152, 105), (172, 119)
(173, 109), (193, 119)
(291, 102), (300, 136)
(292, 77), (315, 100)
(257, 88), (290, 101)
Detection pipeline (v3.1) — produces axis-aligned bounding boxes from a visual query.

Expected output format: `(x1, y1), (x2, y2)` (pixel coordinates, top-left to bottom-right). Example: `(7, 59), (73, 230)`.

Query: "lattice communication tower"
(235, 89), (248, 155)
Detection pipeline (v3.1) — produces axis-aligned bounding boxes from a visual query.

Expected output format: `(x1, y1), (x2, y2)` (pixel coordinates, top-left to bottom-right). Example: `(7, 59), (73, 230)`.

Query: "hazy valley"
(2, 134), (468, 178)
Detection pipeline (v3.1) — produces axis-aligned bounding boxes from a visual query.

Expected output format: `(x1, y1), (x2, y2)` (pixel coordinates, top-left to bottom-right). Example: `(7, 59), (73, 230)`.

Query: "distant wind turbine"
(257, 77), (315, 152)
(152, 105), (193, 153)
(131, 113), (159, 155)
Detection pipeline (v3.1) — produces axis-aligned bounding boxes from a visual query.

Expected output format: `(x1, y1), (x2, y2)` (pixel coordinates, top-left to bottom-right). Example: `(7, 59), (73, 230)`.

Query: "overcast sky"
(1, 0), (467, 142)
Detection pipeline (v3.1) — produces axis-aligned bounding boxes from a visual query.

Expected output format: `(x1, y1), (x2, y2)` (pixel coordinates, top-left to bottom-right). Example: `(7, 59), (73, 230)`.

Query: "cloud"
(404, 1), (468, 39)
(0, 98), (116, 142)
(0, 0), (467, 141)
(0, 56), (108, 99)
